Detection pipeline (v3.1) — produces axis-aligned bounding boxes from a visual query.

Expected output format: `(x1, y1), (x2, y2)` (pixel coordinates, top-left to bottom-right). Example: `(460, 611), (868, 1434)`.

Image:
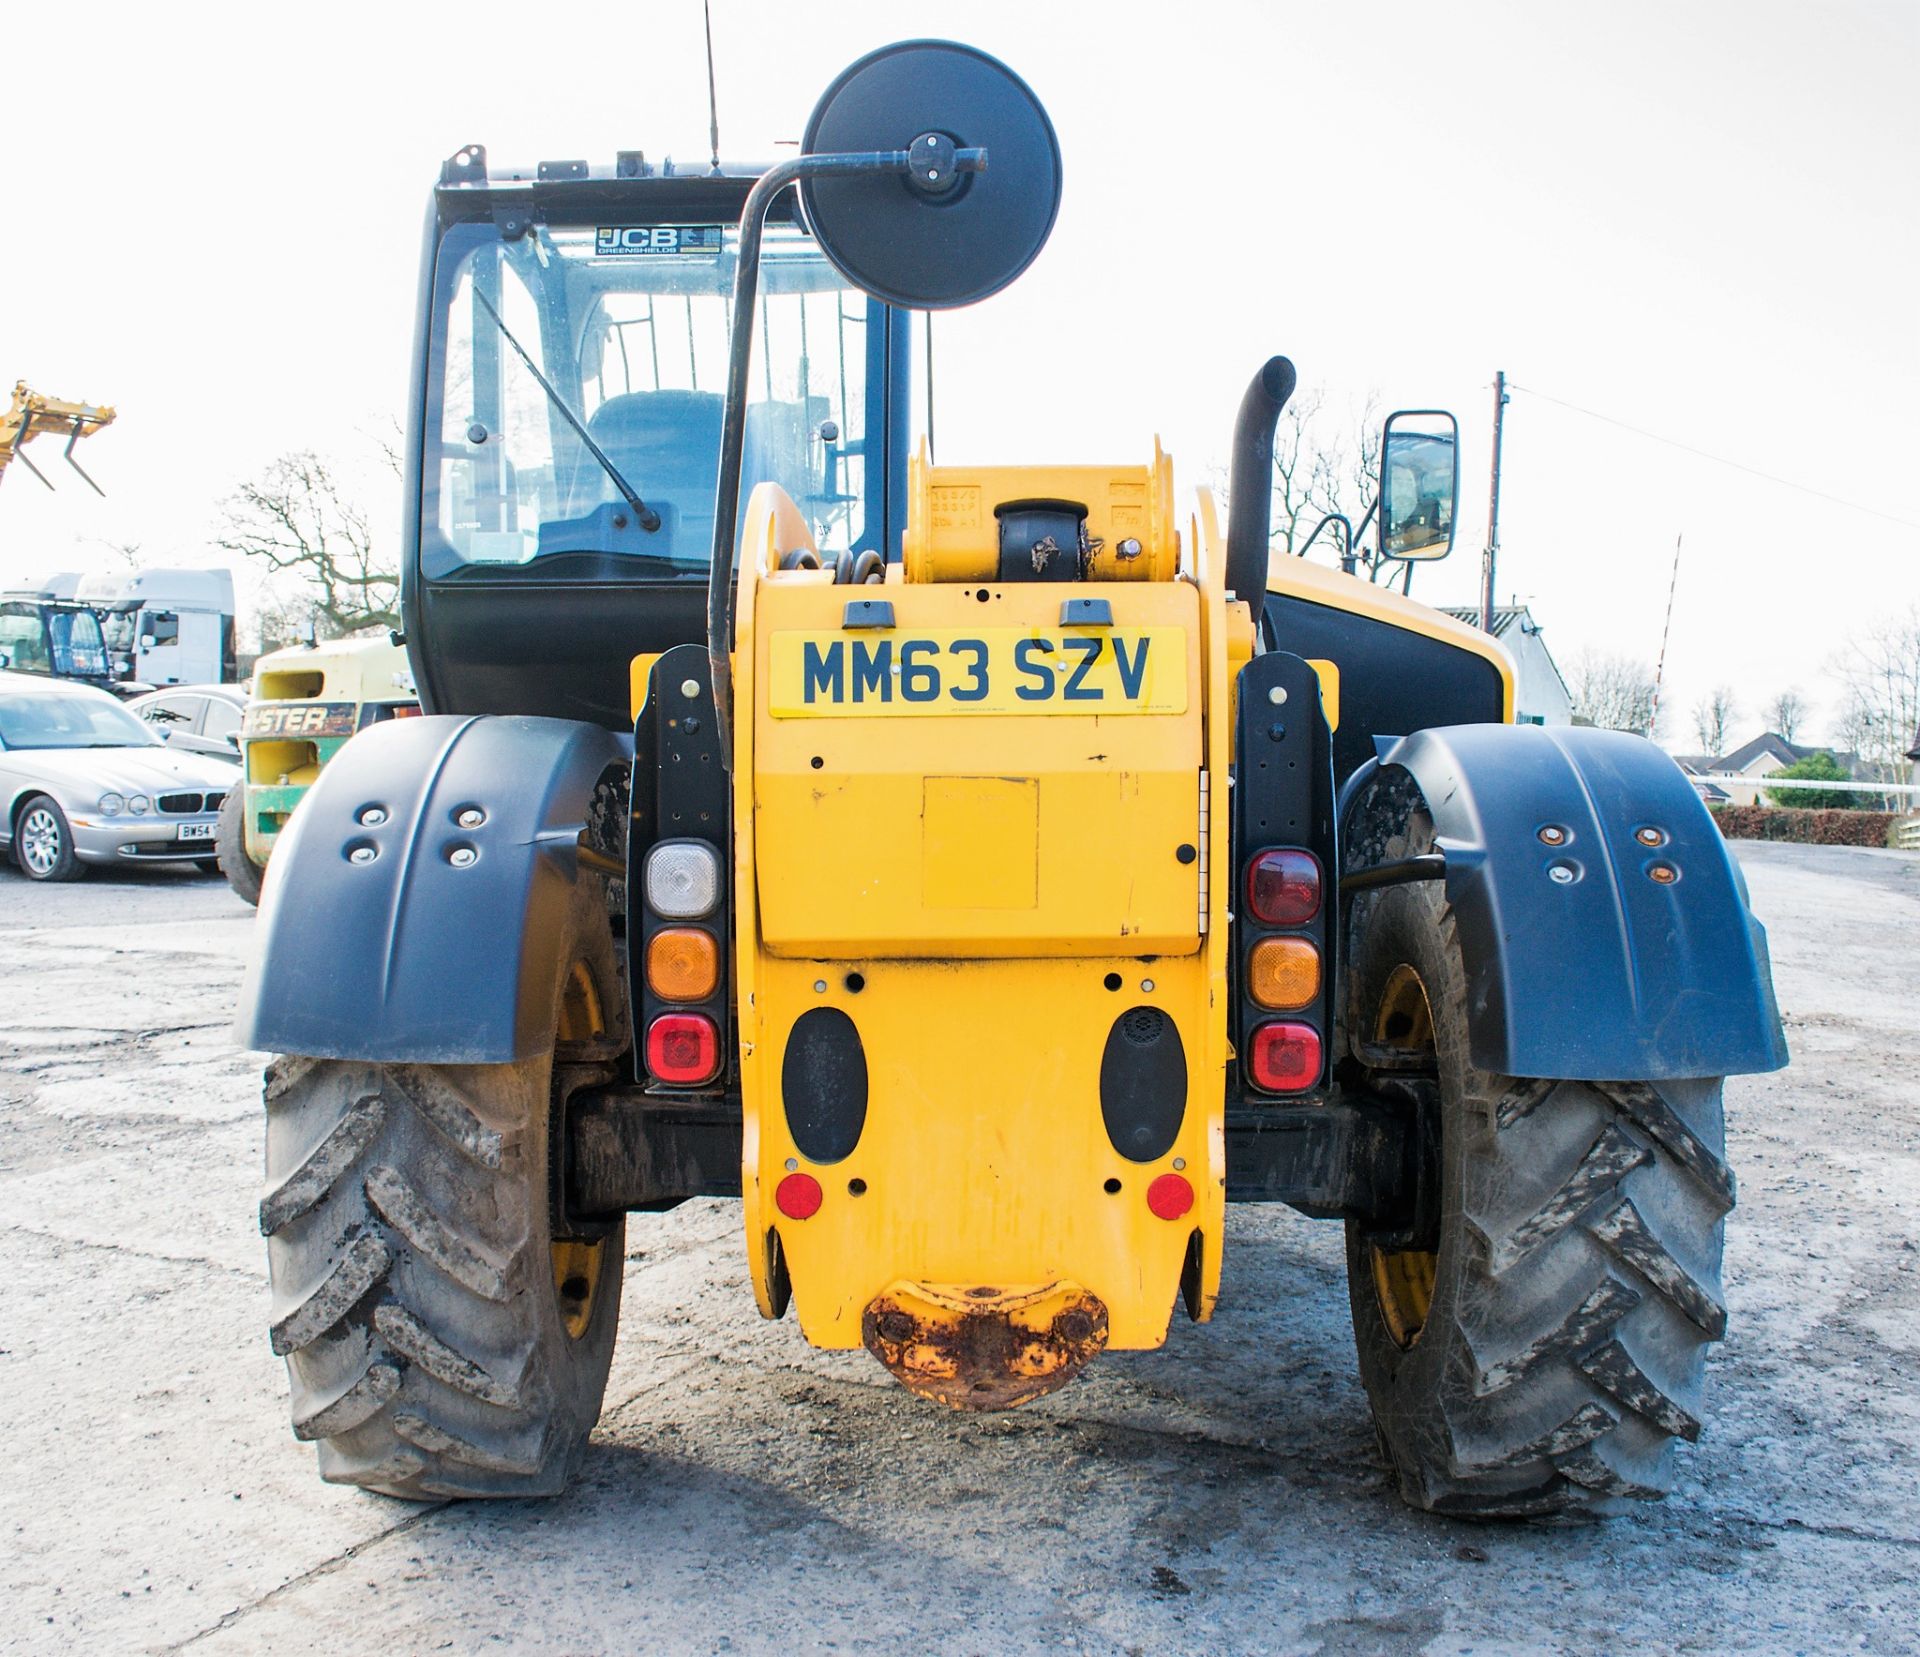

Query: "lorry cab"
(78, 567), (238, 689)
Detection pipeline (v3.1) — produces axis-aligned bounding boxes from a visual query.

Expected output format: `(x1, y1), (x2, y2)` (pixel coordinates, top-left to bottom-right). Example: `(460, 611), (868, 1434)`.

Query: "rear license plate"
(177, 822), (216, 842)
(768, 627), (1187, 717)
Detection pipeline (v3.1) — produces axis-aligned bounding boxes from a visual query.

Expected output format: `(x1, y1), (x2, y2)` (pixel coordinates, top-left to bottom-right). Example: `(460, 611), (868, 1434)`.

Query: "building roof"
(1439, 605), (1535, 641)
(1718, 732), (1807, 772)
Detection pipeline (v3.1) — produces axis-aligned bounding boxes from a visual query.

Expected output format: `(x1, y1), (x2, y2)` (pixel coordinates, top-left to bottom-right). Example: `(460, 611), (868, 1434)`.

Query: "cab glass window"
(424, 220), (882, 581)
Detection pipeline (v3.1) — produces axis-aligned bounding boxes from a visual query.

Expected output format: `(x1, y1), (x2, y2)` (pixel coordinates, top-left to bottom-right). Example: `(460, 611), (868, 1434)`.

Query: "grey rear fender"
(1344, 723), (1788, 1082)
(236, 714), (630, 1064)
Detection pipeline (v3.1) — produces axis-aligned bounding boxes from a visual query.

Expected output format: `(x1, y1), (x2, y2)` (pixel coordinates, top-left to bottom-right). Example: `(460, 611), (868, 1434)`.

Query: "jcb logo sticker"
(595, 226), (723, 256)
(768, 628), (1188, 718)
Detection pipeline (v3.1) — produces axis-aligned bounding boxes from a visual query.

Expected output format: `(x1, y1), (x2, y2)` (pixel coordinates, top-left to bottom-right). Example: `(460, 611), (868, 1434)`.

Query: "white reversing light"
(645, 841), (720, 919)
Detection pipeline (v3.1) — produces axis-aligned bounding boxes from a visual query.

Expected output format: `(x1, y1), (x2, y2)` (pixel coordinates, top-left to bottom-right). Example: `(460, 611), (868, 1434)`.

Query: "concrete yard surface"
(1, 840), (1917, 1654)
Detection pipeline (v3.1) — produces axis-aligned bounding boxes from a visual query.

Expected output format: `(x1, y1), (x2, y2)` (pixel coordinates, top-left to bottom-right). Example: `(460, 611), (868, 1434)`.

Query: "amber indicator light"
(647, 927), (720, 1001)
(1249, 936), (1320, 1009)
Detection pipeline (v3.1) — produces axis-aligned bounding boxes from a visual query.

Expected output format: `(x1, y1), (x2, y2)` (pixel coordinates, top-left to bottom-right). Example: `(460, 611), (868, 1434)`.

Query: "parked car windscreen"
(0, 691), (162, 750)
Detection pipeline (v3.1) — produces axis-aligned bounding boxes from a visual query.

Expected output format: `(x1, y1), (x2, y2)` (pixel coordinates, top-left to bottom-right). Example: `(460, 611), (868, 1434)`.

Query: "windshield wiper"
(470, 287), (661, 533)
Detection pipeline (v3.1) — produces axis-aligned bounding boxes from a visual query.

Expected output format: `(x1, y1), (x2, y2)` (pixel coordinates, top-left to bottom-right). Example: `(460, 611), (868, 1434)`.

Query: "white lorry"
(69, 567), (238, 688)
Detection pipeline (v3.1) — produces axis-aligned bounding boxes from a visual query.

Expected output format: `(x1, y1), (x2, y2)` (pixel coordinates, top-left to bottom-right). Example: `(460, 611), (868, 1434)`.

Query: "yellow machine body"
(724, 464), (1246, 1396)
(647, 446), (1508, 1408)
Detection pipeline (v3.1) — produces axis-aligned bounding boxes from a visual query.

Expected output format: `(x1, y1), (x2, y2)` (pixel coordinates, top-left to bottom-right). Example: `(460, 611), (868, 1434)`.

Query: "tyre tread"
(1345, 877), (1731, 1518)
(259, 1091), (388, 1235)
(270, 1232), (392, 1355)
(365, 1164), (511, 1301)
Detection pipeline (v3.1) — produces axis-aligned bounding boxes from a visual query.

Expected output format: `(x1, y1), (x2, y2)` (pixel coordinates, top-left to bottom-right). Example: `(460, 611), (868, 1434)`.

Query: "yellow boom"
(0, 381), (116, 494)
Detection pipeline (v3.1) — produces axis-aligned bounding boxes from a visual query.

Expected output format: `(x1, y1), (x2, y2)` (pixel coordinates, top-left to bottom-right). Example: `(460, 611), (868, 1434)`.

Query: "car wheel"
(15, 795), (85, 882)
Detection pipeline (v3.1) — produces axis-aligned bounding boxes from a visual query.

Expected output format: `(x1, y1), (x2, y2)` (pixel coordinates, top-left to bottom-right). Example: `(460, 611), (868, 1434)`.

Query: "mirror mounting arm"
(704, 145), (987, 769)
(1296, 512), (1353, 567)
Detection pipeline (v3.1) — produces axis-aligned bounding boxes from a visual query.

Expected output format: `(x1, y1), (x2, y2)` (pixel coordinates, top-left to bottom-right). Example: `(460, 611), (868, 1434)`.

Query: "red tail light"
(1146, 1172), (1194, 1221)
(1249, 1020), (1322, 1093)
(776, 1172), (823, 1220)
(646, 1012), (720, 1085)
(1247, 848), (1322, 926)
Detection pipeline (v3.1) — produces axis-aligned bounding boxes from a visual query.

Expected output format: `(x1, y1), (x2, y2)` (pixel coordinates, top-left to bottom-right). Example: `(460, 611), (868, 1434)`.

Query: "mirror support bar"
(704, 145), (987, 770)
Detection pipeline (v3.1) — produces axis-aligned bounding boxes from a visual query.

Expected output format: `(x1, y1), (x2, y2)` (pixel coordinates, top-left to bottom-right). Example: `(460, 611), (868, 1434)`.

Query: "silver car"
(0, 672), (237, 881)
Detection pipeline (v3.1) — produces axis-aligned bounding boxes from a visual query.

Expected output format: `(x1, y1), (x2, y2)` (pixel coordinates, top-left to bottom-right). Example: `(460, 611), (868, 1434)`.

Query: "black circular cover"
(800, 40), (1062, 310)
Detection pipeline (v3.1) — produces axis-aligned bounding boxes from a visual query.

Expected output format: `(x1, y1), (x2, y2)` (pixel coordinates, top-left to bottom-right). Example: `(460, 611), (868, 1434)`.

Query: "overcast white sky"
(4, 0), (1914, 749)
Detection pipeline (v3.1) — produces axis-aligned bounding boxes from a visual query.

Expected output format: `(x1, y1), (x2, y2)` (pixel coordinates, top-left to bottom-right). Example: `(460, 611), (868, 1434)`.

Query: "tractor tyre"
(1343, 871), (1732, 1517)
(216, 788), (262, 907)
(260, 883), (627, 1498)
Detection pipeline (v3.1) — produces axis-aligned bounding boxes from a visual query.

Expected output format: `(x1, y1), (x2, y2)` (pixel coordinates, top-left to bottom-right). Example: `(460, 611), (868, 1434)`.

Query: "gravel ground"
(1, 839), (1916, 1655)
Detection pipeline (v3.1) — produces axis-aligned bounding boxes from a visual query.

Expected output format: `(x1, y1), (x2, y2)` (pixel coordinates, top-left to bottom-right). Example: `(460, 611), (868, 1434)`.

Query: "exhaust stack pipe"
(1224, 355), (1298, 604)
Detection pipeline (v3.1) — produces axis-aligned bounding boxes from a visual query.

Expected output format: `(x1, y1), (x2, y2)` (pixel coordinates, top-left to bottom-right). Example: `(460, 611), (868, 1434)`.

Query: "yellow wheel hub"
(551, 1238), (602, 1341)
(1368, 963), (1438, 1349)
(551, 958), (609, 1341)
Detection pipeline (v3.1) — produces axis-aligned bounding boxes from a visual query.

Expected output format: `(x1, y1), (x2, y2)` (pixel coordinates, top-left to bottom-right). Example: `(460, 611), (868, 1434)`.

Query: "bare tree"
(1830, 604), (1920, 798)
(1692, 686), (1738, 757)
(1267, 386), (1326, 558)
(1567, 648), (1660, 736)
(81, 537), (146, 573)
(1262, 385), (1383, 567)
(1307, 391), (1383, 536)
(1764, 688), (1808, 744)
(216, 448), (399, 638)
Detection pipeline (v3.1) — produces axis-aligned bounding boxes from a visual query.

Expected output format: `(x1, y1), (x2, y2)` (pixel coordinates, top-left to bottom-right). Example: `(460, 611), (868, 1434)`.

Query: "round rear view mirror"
(800, 40), (1062, 310)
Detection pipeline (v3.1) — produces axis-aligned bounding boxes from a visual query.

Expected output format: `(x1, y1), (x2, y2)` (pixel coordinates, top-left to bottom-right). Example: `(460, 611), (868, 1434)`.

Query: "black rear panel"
(416, 578), (709, 728)
(1261, 594), (1506, 783)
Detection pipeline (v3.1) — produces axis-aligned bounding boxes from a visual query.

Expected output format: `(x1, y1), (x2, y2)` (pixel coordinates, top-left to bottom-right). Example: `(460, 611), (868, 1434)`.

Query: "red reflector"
(646, 1013), (720, 1085)
(1146, 1172), (1194, 1221)
(1247, 848), (1322, 926)
(776, 1171), (823, 1220)
(1249, 1021), (1322, 1093)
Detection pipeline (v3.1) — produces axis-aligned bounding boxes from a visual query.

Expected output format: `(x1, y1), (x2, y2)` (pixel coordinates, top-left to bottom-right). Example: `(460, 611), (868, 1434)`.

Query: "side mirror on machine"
(1378, 410), (1459, 562)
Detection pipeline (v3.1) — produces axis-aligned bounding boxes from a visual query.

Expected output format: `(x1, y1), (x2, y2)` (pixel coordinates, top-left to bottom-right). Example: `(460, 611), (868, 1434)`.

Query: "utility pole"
(1480, 370), (1507, 632)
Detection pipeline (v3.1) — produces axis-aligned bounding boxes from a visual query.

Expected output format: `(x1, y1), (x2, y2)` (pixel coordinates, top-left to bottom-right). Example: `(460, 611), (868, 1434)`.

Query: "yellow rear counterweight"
(727, 458), (1243, 1402)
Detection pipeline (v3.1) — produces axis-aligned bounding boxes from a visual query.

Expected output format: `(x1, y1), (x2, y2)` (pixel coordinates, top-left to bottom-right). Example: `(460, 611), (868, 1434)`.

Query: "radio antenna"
(1648, 531), (1682, 739)
(703, 1), (722, 176)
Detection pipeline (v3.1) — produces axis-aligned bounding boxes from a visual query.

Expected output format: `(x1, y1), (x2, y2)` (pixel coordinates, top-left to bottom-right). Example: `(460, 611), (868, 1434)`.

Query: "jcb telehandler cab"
(240, 42), (1785, 1516)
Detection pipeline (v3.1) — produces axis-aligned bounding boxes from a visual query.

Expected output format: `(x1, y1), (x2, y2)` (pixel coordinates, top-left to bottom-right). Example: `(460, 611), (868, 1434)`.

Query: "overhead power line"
(1508, 382), (1920, 532)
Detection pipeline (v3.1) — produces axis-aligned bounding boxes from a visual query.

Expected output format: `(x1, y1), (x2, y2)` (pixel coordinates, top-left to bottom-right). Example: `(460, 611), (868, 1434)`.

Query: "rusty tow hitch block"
(861, 1280), (1110, 1411)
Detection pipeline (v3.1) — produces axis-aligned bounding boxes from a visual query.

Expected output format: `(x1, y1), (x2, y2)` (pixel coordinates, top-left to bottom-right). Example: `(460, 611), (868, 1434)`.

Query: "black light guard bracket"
(703, 143), (987, 770)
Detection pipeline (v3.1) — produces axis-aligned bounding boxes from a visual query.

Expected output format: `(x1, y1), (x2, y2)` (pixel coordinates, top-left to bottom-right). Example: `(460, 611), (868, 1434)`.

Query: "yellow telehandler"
(239, 41), (1784, 1516)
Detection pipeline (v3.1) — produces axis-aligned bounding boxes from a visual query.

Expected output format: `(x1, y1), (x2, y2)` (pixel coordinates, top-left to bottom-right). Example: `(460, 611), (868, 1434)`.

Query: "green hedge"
(1710, 805), (1902, 847)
